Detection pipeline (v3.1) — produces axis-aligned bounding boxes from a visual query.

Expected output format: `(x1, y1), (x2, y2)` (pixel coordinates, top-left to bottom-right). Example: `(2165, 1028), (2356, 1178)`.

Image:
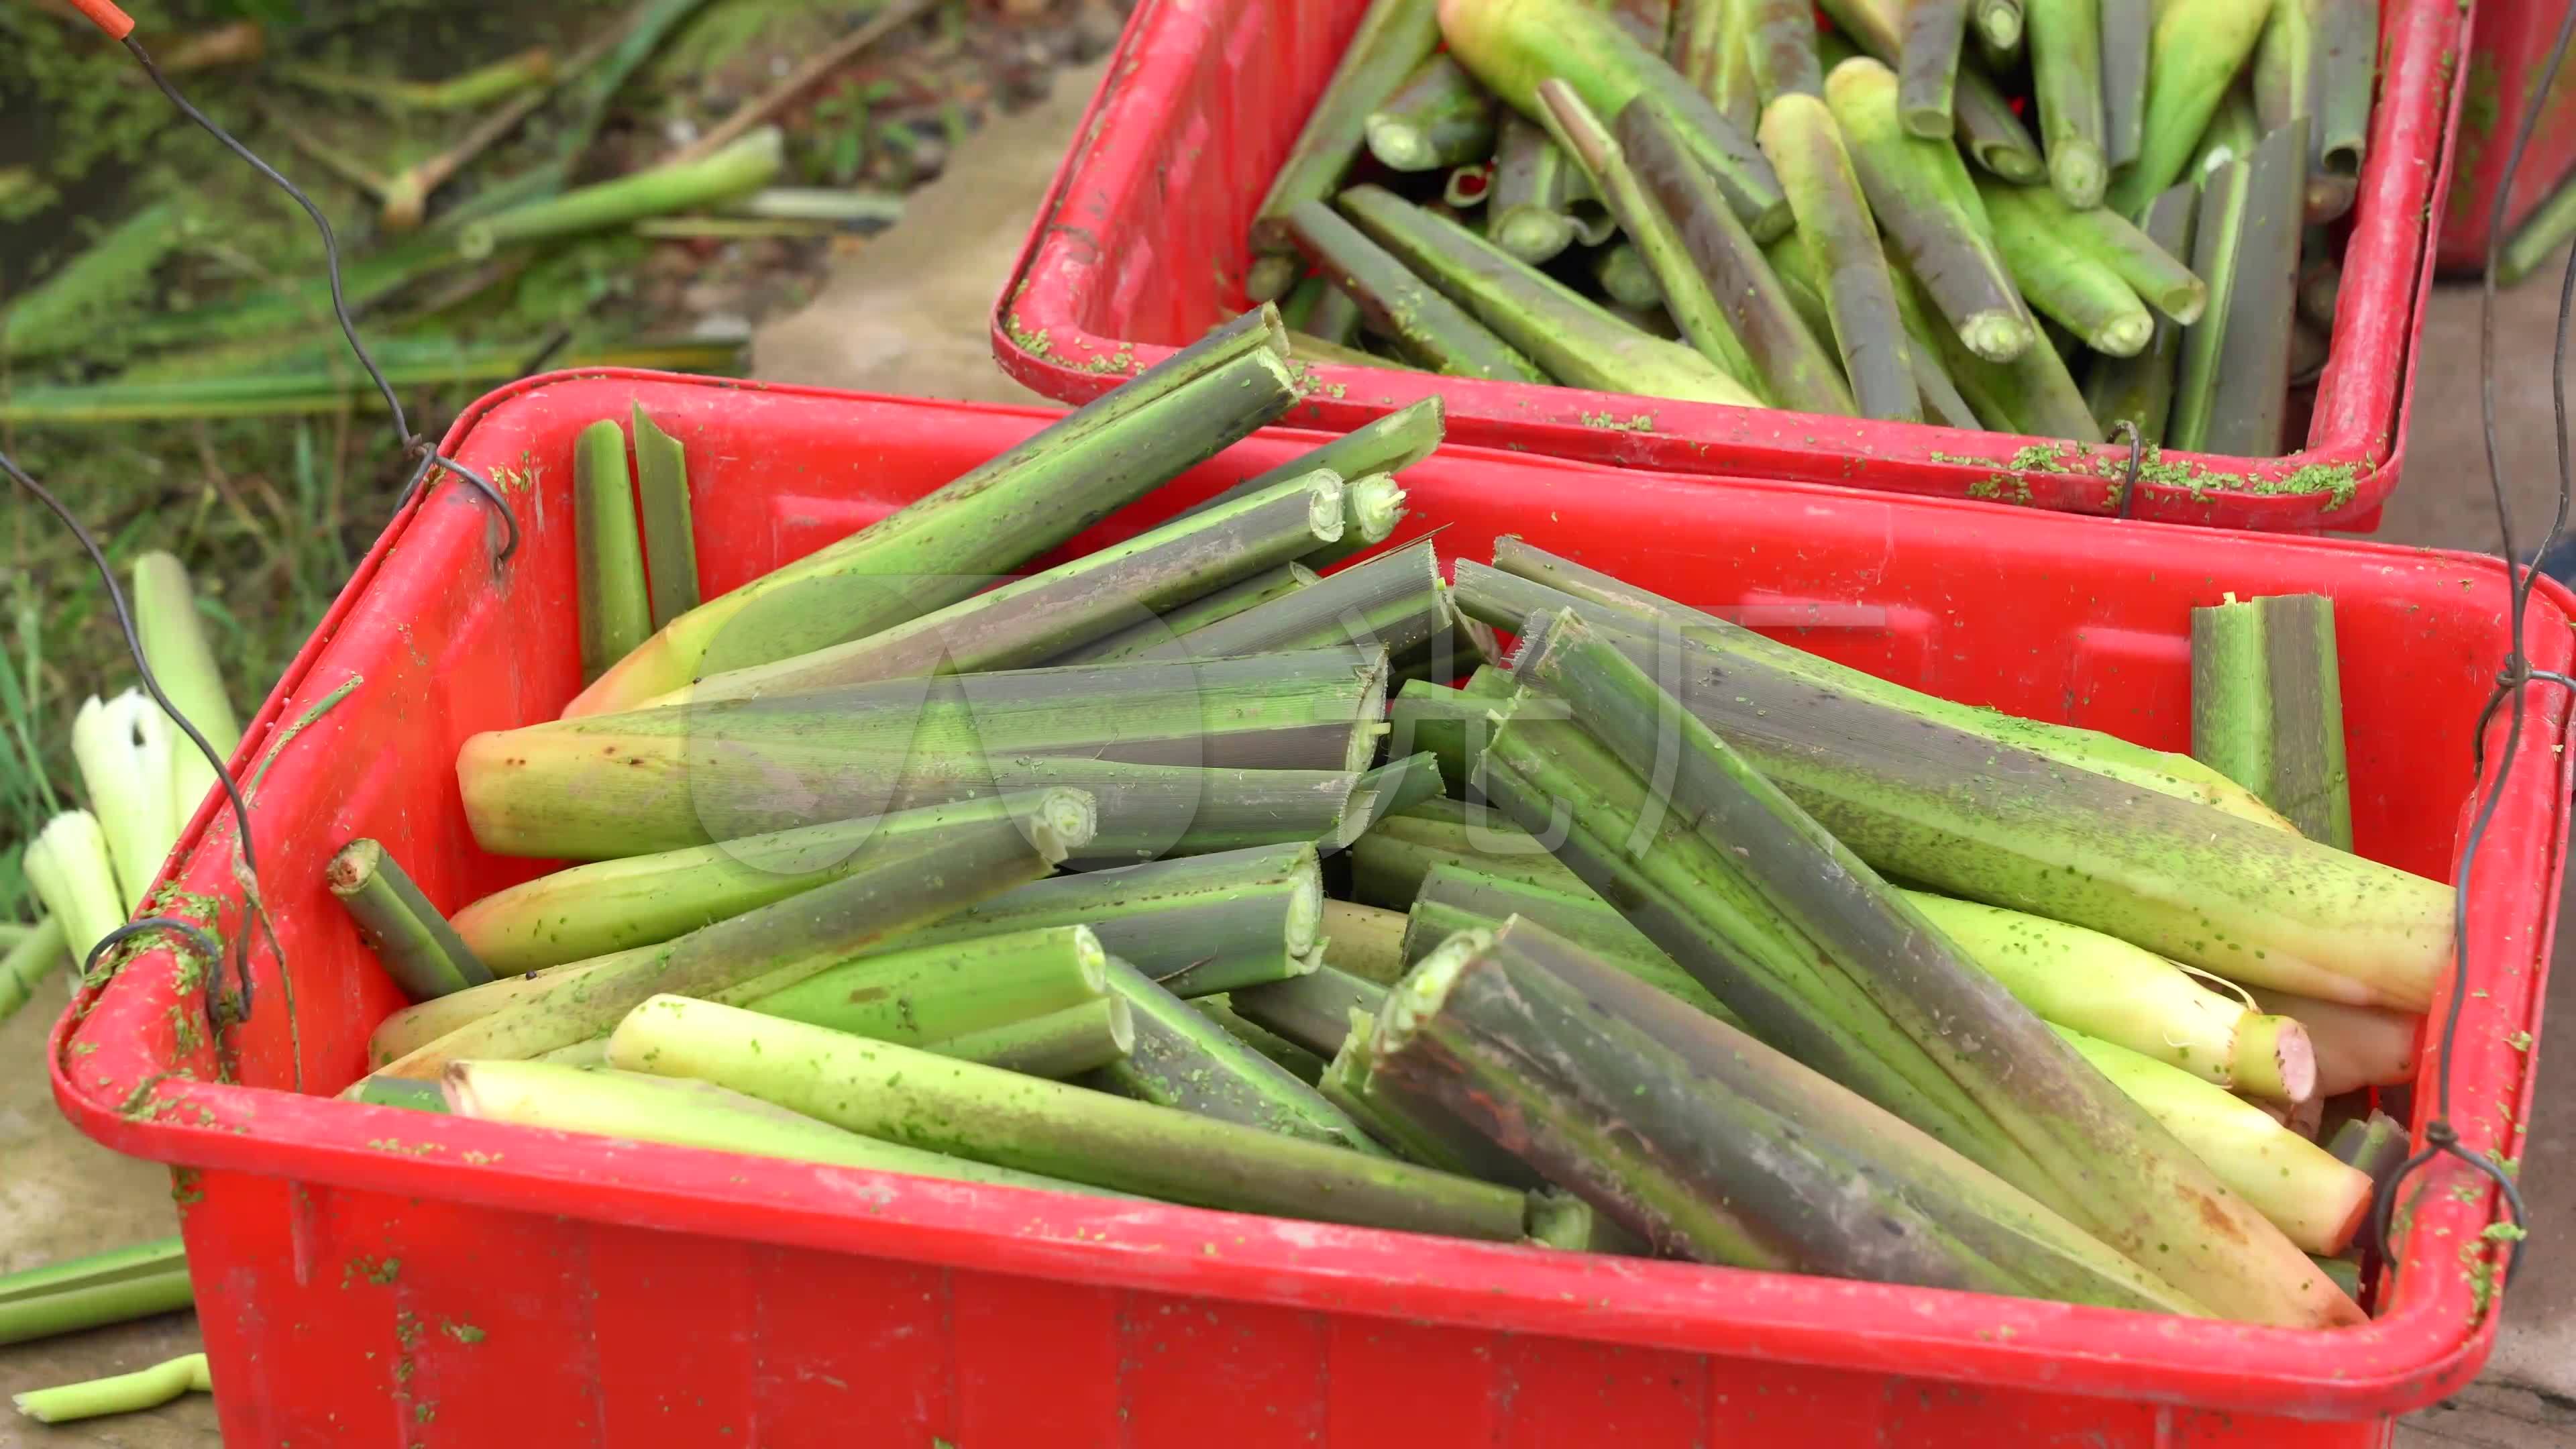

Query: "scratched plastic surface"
(2434, 0), (2576, 273)
(53, 373), (2570, 1448)
(991, 0), (2473, 535)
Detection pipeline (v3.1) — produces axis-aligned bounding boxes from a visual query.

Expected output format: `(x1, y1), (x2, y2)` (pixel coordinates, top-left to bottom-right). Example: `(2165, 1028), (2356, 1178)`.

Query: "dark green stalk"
(2191, 594), (2353, 849)
(327, 839), (492, 1000)
(1825, 56), (2037, 362)
(1366, 54), (1502, 172)
(1052, 565), (1314, 665)
(1748, 0), (1825, 101)
(2085, 182), (2201, 442)
(1338, 183), (1764, 404)
(2307, 0), (2376, 224)
(743, 924), (1110, 1045)
(2026, 0), (2107, 207)
(1898, 0), (1970, 137)
(1231, 966), (1389, 1059)
(1488, 115), (1585, 262)
(1592, 242), (1666, 309)
(1621, 99), (1860, 413)
(1195, 996), (1332, 1082)
(1980, 180), (2156, 355)
(574, 417), (649, 683)
(1169, 538), (1447, 663)
(1896, 256), (2102, 437)
(1175, 395), (1445, 527)
(1248, 0), (1445, 297)
(631, 405), (701, 631)
(1289, 201), (1546, 380)
(2172, 119), (2306, 455)
(2100, 0), (2149, 168)
(1087, 959), (1386, 1150)
(1758, 92), (1917, 417)
(2110, 0), (2277, 214)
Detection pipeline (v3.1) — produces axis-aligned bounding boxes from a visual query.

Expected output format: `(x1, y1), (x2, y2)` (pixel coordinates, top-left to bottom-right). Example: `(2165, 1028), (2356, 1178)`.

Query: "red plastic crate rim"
(992, 0), (2473, 534)
(52, 372), (2570, 1443)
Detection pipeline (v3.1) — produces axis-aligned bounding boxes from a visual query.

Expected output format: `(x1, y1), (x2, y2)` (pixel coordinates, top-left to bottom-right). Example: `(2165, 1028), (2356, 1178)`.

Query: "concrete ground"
(5, 44), (2573, 1447)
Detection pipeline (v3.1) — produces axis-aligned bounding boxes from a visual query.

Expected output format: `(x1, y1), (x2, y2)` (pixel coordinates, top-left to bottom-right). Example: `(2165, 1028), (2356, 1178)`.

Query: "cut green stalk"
(1446, 162), (1497, 208)
(24, 812), (124, 967)
(2057, 1030), (2373, 1256)
(1195, 996), (1331, 1082)
(885, 842), (1325, 1000)
(2328, 1109), (2410, 1189)
(69, 692), (174, 910)
(2004, 181), (2212, 325)
(2024, 0), (2106, 206)
(129, 551), (240, 827)
(1437, 0), (1792, 239)
(1230, 965), (1389, 1059)
(2100, 0), (2148, 168)
(1765, 231), (1976, 426)
(0, 918), (68, 1025)
(1175, 396), (1445, 529)
(566, 307), (1295, 715)
(1087, 958), (1385, 1150)
(1747, 0), (1824, 101)
(1472, 543), (2288, 825)
(1538, 83), (1764, 392)
(1824, 56), (2035, 362)
(1377, 921), (2205, 1308)
(1322, 901), (1413, 984)
(1305, 473), (1409, 572)
(1305, 281), (1369, 346)
(1672, 0), (1762, 133)
(1607, 0), (1676, 47)
(1980, 181), (2156, 356)
(657, 469), (1350, 704)
(1170, 539), (1446, 662)
(0, 1236), (191, 1347)
(1898, 258), (2102, 437)
(2171, 121), (2306, 455)
(1591, 242), (1665, 309)
(743, 923), (1108, 1045)
(1053, 566), (1316, 665)
(630, 405), (701, 631)
(1902, 890), (2315, 1099)
(1288, 201), (1546, 380)
(1617, 99), (1860, 413)
(460, 127), (785, 258)
(367, 790), (1087, 1081)
(351, 1075), (450, 1112)
(612, 993), (1530, 1238)
(574, 417), (651, 684)
(1366, 54), (1501, 172)
(1758, 92), (1917, 418)
(1342, 752), (1452, 842)
(1505, 606), (2449, 1011)
(13, 1353), (210, 1424)
(2193, 84), (2264, 184)
(1388, 679), (1494, 795)
(2192, 592), (2354, 849)
(2110, 0), (2278, 215)
(472, 648), (1386, 857)
(1525, 1185), (1652, 1252)
(2308, 0), (2375, 223)
(1813, 0), (2047, 181)
(1897, 0), (1968, 137)
(2246, 987), (2419, 1097)
(2084, 183), (2202, 440)
(1495, 616), (2364, 1327)
(443, 1061), (1128, 1195)
(1348, 827), (1589, 908)
(1288, 333), (1419, 371)
(1322, 1006), (1547, 1183)
(1247, 0), (1446, 297)
(1974, 0), (2022, 48)
(1410, 861), (1741, 1020)
(1338, 183), (1764, 405)
(1487, 115), (1585, 262)
(328, 839), (493, 1001)
(2252, 0), (2314, 158)
(930, 998), (1135, 1078)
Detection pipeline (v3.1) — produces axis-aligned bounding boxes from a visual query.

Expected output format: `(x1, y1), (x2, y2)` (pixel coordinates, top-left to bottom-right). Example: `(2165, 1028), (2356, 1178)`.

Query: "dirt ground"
(4, 47), (2574, 1448)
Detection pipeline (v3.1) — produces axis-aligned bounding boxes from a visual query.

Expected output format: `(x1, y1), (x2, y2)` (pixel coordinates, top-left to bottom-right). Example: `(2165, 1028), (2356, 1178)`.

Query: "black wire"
(121, 36), (521, 564)
(2369, 0), (2576, 1299)
(0, 449), (259, 1025)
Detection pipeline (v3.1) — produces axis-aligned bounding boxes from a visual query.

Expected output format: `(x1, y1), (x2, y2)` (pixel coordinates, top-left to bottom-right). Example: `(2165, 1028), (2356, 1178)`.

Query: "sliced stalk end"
(2050, 144), (2107, 212)
(1246, 254), (1301, 305)
(2235, 1014), (2317, 1105)
(1364, 117), (1441, 174)
(1307, 476), (1352, 541)
(1960, 311), (2036, 362)
(1493, 209), (1577, 263)
(1976, 1), (2023, 49)
(1286, 870), (1326, 958)
(1071, 924), (1110, 993)
(1345, 473), (1407, 543)
(1373, 924), (1491, 1056)
(2089, 312), (2156, 358)
(1024, 788), (1100, 863)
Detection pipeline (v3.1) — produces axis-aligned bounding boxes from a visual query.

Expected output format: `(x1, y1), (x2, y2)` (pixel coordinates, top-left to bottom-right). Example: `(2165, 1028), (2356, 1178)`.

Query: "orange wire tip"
(68, 0), (138, 41)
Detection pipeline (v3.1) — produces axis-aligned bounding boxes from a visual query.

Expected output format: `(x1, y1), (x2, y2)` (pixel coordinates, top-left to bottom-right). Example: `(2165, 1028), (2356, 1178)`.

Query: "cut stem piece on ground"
(0, 1236), (191, 1348)
(2191, 592), (2353, 849)
(13, 1353), (211, 1424)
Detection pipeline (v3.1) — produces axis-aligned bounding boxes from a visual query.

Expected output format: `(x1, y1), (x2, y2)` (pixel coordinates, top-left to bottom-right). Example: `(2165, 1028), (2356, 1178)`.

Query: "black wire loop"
(2110, 421), (2145, 519)
(2363, 0), (2576, 1308)
(123, 36), (521, 564)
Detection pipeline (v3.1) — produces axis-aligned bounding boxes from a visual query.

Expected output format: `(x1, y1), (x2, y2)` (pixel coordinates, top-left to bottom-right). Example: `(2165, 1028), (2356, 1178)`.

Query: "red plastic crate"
(54, 372), (2569, 1447)
(2436, 0), (2576, 274)
(992, 0), (2474, 535)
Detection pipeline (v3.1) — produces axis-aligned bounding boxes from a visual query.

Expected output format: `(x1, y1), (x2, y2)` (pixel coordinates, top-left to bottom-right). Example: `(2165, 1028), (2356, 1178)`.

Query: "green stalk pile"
(309, 329), (2438, 1330)
(1229, 0), (2375, 462)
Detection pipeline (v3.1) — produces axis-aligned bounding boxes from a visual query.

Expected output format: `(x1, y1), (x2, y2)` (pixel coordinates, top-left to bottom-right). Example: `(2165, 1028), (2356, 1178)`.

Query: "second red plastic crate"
(50, 371), (2569, 1446)
(994, 0), (2473, 533)
(2436, 0), (2576, 274)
